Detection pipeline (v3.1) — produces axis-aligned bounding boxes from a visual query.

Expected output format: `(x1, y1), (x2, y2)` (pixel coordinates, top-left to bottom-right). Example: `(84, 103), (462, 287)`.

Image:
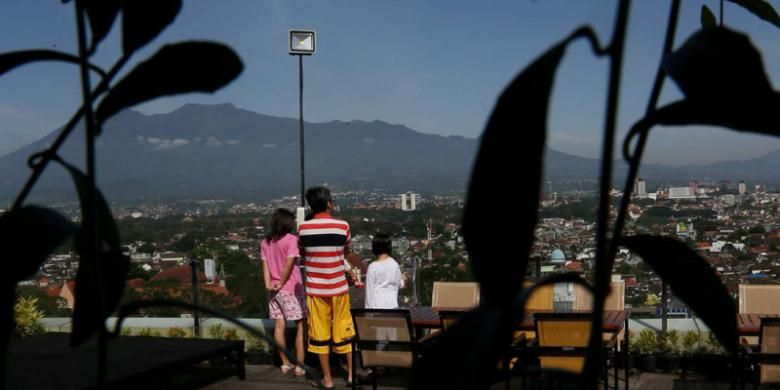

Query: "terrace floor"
(204, 365), (739, 390)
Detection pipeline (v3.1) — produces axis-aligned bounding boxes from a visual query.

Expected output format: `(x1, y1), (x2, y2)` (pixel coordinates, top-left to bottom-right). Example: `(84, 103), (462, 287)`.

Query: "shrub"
(207, 323), (224, 339)
(223, 329), (239, 341)
(167, 327), (187, 338)
(14, 297), (45, 338)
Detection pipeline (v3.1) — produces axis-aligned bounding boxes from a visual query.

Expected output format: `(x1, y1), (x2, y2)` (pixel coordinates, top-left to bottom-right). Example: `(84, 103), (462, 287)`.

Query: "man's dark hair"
(305, 186), (332, 214)
(372, 233), (392, 256)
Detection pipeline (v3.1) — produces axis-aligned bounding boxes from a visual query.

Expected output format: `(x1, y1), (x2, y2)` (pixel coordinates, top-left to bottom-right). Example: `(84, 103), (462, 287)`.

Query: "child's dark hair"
(265, 208), (296, 243)
(305, 186), (332, 214)
(372, 233), (392, 256)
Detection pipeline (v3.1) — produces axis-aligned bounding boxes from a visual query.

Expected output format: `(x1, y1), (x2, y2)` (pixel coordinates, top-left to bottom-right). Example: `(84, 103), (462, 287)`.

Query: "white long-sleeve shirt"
(365, 257), (404, 309)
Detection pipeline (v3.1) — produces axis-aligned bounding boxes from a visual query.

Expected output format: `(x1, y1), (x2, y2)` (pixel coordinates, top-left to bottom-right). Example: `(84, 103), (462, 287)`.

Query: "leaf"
(701, 5), (717, 28)
(655, 27), (780, 136)
(78, 0), (121, 51)
(650, 94), (780, 135)
(0, 50), (105, 77)
(664, 27), (772, 102)
(95, 41), (243, 127)
(0, 206), (77, 282)
(461, 38), (567, 307)
(55, 161), (129, 346)
(121, 0), (182, 54)
(727, 0), (780, 28)
(621, 235), (738, 354)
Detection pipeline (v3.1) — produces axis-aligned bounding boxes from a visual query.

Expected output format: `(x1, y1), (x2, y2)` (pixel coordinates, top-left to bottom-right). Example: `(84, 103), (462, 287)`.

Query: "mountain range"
(0, 103), (779, 202)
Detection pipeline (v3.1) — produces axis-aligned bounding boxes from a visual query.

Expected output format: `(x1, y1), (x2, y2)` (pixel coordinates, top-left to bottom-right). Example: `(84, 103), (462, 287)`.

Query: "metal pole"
(298, 54), (305, 207)
(661, 281), (668, 334)
(190, 258), (201, 337)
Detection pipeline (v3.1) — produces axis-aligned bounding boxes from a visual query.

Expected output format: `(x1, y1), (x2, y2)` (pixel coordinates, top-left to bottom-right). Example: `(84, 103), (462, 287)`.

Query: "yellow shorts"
(306, 294), (355, 354)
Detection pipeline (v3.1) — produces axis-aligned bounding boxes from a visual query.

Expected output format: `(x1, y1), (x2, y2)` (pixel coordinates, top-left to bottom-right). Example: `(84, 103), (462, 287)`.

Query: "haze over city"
(2, 1), (780, 166)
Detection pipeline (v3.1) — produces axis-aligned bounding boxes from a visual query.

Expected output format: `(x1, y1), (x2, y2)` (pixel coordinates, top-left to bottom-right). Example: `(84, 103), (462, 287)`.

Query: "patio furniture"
(522, 281), (554, 311)
(743, 318), (780, 386)
(431, 281), (480, 309)
(572, 281), (627, 351)
(438, 309), (464, 331)
(739, 284), (780, 345)
(351, 308), (418, 390)
(531, 312), (619, 389)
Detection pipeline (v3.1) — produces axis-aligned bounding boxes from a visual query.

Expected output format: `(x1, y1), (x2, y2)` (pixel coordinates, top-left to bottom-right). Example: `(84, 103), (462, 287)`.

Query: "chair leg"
(352, 347), (357, 390)
(372, 369), (377, 390)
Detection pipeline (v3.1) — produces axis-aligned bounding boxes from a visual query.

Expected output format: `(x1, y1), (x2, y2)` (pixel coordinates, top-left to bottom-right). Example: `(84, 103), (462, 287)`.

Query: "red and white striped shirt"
(298, 213), (351, 297)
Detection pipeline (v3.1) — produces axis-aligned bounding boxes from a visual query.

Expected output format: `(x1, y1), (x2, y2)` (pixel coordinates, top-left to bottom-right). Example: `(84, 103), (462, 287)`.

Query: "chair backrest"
(760, 318), (780, 383)
(351, 308), (415, 368)
(572, 281), (625, 311)
(740, 284), (780, 314)
(522, 281), (554, 311)
(535, 312), (592, 374)
(438, 310), (464, 331)
(431, 282), (480, 309)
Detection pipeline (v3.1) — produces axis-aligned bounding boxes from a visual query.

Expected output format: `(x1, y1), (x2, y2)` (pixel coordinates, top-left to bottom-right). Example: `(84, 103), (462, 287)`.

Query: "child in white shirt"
(365, 233), (406, 309)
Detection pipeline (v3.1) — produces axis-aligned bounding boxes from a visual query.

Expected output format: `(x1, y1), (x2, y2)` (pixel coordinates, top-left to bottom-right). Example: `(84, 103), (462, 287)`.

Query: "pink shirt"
(259, 233), (303, 295)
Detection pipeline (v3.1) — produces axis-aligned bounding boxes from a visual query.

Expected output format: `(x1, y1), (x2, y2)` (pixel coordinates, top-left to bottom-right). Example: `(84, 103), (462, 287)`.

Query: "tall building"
(738, 180), (746, 195)
(689, 179), (698, 195)
(633, 178), (647, 197)
(668, 186), (695, 199)
(400, 192), (420, 211)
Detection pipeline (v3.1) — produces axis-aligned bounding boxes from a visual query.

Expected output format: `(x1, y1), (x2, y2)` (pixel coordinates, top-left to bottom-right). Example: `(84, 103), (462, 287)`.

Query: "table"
(738, 313), (780, 335)
(409, 307), (629, 333)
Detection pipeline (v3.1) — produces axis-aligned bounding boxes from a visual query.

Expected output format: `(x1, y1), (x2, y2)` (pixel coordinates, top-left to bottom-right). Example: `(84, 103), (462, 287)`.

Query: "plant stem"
(612, 0), (681, 282)
(11, 55), (128, 211)
(585, 0), (631, 386)
(74, 3), (106, 388)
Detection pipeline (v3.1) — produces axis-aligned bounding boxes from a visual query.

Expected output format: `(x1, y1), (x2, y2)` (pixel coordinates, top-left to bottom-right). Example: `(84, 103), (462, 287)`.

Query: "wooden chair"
(744, 318), (780, 385)
(350, 308), (417, 390)
(431, 281), (480, 309)
(532, 313), (618, 388)
(739, 284), (780, 345)
(523, 281), (554, 311)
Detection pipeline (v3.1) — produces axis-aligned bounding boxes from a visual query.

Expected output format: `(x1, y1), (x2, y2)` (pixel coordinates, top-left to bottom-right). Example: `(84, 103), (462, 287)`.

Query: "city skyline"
(2, 1), (780, 165)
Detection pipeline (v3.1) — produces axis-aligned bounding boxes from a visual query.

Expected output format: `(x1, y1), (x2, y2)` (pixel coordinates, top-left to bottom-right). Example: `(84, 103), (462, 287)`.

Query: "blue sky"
(1, 1), (780, 165)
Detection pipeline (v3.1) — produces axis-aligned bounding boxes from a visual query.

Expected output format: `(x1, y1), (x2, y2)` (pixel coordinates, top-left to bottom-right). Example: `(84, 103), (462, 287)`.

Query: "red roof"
(44, 287), (61, 298)
(127, 278), (146, 289)
(150, 265), (206, 283)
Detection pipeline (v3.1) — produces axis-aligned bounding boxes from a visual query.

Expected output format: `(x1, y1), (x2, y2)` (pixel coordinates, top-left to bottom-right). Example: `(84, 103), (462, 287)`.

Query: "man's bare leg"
(318, 353), (333, 387)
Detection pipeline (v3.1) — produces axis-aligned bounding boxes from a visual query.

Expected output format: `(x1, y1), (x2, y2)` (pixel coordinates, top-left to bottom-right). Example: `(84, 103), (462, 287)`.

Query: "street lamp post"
(289, 30), (316, 208)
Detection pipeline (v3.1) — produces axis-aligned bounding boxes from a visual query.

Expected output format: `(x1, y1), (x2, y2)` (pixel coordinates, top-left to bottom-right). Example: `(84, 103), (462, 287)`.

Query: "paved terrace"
(206, 365), (741, 389)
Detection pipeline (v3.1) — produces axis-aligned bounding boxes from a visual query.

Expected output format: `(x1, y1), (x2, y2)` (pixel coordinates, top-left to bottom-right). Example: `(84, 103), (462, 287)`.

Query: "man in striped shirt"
(299, 186), (362, 388)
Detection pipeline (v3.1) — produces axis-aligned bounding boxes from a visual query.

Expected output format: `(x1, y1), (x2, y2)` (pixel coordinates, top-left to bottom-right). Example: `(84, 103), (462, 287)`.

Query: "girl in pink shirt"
(260, 208), (306, 376)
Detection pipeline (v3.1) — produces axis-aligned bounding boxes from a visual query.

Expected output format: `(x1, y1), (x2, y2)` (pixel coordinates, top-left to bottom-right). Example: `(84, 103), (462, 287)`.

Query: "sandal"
(310, 380), (336, 389)
(295, 366), (306, 377)
(281, 364), (295, 375)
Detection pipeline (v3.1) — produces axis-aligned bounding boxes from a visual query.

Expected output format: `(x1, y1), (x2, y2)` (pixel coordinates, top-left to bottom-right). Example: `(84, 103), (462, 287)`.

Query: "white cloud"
(263, 143), (278, 148)
(206, 136), (222, 146)
(226, 139), (240, 145)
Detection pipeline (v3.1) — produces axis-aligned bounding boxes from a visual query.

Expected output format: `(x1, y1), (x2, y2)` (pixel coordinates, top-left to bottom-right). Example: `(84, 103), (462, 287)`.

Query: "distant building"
(634, 178), (647, 198)
(400, 192), (420, 211)
(739, 180), (746, 195)
(668, 186), (695, 200)
(549, 248), (566, 264)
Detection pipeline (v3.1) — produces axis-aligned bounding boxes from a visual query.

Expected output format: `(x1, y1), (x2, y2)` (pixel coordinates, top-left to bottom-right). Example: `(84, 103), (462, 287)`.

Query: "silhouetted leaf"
(727, 0), (780, 28)
(651, 95), (780, 135)
(621, 235), (737, 354)
(664, 27), (772, 101)
(78, 0), (121, 51)
(95, 41), (243, 127)
(656, 27), (780, 136)
(461, 39), (567, 307)
(701, 5), (717, 28)
(411, 305), (508, 390)
(56, 161), (129, 346)
(121, 0), (182, 54)
(0, 50), (105, 77)
(0, 206), (76, 282)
